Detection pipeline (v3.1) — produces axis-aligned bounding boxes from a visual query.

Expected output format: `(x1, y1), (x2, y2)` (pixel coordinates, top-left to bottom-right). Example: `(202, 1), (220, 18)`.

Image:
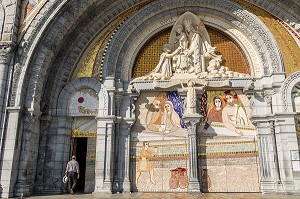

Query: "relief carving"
(135, 12), (250, 81)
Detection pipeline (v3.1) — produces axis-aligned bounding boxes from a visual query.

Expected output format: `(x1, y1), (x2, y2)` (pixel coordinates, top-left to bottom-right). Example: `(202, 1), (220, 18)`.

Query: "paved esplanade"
(25, 193), (300, 199)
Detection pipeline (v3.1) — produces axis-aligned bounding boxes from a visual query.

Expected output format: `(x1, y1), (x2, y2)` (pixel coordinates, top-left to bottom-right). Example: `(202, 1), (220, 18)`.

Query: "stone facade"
(0, 0), (299, 198)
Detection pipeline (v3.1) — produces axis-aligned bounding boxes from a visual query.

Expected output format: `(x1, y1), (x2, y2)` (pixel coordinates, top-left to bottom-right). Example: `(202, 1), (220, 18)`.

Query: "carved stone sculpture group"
(137, 12), (250, 81)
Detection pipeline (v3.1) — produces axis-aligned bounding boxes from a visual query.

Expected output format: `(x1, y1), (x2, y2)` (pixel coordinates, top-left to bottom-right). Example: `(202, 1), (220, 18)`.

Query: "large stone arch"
(3, 0), (298, 196)
(104, 0), (284, 82)
(11, 0), (143, 113)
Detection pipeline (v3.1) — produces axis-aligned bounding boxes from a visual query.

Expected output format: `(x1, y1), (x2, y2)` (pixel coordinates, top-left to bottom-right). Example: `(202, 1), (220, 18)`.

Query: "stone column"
(94, 116), (116, 193)
(183, 114), (201, 193)
(119, 118), (135, 193)
(273, 113), (298, 193)
(113, 94), (122, 192)
(0, 44), (15, 153)
(0, 106), (22, 198)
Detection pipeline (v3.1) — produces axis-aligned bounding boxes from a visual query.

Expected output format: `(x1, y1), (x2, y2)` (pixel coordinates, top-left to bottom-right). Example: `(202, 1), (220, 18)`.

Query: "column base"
(121, 179), (131, 193)
(14, 183), (30, 197)
(261, 180), (295, 194)
(33, 182), (44, 195)
(0, 184), (15, 198)
(93, 182), (112, 193)
(188, 179), (201, 193)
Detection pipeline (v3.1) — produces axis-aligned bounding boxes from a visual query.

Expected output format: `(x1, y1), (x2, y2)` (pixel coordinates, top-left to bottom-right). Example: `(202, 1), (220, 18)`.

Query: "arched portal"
(1, 0), (299, 197)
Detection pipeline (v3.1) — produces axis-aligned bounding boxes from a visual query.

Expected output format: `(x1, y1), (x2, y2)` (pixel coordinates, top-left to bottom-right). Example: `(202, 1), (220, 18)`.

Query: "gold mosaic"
(71, 128), (96, 138)
(70, 0), (156, 81)
(132, 28), (172, 78)
(132, 27), (250, 78)
(233, 0), (300, 76)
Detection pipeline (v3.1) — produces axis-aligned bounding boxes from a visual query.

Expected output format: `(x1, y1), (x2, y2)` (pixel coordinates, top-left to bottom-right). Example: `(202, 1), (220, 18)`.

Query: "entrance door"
(72, 138), (87, 193)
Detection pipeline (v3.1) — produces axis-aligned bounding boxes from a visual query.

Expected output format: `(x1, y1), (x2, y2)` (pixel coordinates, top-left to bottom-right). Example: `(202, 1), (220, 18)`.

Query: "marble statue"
(136, 11), (250, 81)
(181, 80), (204, 115)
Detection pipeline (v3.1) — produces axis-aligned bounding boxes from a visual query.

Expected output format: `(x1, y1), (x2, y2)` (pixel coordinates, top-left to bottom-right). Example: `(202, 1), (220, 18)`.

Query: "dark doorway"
(74, 137), (87, 193)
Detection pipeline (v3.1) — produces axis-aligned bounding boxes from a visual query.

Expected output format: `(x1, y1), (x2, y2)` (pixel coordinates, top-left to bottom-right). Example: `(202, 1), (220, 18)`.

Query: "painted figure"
(160, 101), (182, 134)
(146, 92), (168, 132)
(222, 90), (248, 136)
(207, 95), (224, 122)
(136, 141), (156, 185)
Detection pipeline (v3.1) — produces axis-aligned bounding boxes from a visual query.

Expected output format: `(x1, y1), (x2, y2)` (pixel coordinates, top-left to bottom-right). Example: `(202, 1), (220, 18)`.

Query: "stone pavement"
(24, 193), (300, 199)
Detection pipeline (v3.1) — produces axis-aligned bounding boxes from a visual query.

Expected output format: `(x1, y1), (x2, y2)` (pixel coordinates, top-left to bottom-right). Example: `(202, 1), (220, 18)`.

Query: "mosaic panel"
(234, 0), (300, 76)
(71, 118), (97, 138)
(131, 91), (189, 192)
(199, 90), (259, 192)
(69, 89), (98, 117)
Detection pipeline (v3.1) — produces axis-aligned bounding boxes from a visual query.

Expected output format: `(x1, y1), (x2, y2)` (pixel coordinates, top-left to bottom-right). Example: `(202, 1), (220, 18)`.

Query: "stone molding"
(247, 0), (300, 34)
(0, 42), (16, 64)
(281, 71), (300, 112)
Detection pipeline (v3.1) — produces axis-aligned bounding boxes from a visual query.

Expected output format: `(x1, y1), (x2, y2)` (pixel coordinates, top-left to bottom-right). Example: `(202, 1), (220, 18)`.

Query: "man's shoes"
(70, 189), (74, 194)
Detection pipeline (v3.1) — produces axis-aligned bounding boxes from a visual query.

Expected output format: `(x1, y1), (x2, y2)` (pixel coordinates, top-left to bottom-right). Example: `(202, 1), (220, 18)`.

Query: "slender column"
(183, 114), (201, 193)
(94, 116), (116, 193)
(113, 95), (122, 192)
(0, 44), (14, 136)
(0, 44), (15, 163)
(120, 118), (135, 193)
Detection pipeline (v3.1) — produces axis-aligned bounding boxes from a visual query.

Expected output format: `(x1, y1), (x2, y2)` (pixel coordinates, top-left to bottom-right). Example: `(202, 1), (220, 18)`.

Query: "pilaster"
(0, 42), (16, 153)
(0, 106), (22, 198)
(94, 115), (116, 193)
(15, 109), (41, 197)
(43, 116), (72, 195)
(33, 114), (52, 194)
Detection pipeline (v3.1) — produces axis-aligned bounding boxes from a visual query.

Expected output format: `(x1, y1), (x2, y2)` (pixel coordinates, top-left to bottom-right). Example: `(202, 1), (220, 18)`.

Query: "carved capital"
(263, 92), (274, 106)
(0, 42), (16, 64)
(123, 117), (136, 131)
(130, 94), (139, 115)
(183, 114), (201, 135)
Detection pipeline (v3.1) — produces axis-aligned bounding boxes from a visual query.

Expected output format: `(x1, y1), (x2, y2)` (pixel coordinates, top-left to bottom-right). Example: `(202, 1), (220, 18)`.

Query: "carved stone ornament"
(134, 12), (250, 81)
(0, 43), (14, 64)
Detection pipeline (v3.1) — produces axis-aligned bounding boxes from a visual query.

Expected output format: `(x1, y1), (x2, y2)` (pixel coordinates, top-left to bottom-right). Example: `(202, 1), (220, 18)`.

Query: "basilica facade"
(0, 0), (300, 198)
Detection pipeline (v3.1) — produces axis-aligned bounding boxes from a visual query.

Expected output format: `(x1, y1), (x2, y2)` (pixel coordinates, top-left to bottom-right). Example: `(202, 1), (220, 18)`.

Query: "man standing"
(65, 155), (80, 194)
